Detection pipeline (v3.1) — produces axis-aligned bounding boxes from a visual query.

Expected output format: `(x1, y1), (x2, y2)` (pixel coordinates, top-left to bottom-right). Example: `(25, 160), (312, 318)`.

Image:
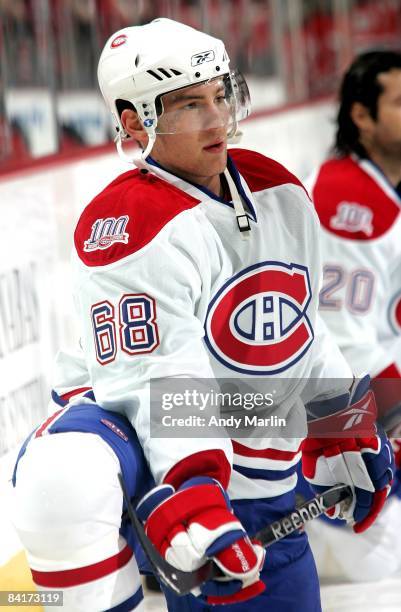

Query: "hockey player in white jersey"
(11, 20), (394, 612)
(303, 50), (401, 583)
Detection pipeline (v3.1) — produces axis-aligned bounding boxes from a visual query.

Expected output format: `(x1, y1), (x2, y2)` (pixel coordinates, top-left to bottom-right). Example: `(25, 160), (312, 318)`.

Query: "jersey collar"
(145, 154), (257, 222)
(353, 153), (401, 209)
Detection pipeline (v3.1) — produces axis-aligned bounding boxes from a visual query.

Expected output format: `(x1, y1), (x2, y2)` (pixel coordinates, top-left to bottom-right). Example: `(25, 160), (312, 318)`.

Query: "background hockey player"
(11, 20), (394, 612)
(304, 49), (401, 583)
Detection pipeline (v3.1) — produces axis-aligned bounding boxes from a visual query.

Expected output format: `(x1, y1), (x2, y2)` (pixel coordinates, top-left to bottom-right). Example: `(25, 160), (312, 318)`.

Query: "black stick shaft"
(254, 484), (351, 546)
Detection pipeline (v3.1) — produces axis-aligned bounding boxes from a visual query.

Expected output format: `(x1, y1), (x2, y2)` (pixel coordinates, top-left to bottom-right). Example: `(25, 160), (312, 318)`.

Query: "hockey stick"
(118, 473), (351, 596)
(119, 409), (401, 595)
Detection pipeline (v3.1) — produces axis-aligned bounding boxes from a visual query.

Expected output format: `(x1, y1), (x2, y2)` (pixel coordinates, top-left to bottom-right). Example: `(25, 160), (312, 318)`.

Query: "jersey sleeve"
(300, 222), (354, 404)
(293, 193), (354, 403)
(72, 209), (233, 487)
(51, 347), (93, 406)
(301, 314), (353, 406)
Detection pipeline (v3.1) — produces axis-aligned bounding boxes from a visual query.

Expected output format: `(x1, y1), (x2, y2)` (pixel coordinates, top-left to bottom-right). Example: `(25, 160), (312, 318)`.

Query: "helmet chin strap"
(226, 112), (243, 144)
(227, 129), (243, 145)
(223, 167), (251, 240)
(115, 130), (156, 171)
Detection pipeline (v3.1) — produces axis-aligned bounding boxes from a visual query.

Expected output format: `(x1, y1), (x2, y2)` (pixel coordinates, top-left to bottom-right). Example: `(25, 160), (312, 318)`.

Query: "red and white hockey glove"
(303, 380), (394, 533)
(136, 476), (265, 605)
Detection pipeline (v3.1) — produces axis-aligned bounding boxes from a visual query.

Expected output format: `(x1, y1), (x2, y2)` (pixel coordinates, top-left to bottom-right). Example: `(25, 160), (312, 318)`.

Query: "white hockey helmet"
(97, 18), (250, 164)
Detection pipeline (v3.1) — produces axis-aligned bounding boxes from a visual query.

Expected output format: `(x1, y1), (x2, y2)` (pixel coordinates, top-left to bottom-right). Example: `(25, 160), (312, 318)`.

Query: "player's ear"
(121, 109), (148, 149)
(350, 101), (375, 133)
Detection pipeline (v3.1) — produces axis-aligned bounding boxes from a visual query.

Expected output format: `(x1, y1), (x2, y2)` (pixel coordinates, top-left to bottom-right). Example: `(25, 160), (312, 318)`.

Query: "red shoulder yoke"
(312, 157), (400, 240)
(74, 169), (200, 267)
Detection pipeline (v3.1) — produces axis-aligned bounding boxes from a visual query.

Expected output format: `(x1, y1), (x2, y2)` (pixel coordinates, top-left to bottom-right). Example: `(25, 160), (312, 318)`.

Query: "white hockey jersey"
(306, 155), (401, 379)
(54, 148), (352, 501)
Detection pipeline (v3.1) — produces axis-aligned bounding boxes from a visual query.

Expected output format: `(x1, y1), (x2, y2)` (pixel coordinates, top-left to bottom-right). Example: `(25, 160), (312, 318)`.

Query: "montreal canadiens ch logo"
(205, 261), (314, 375)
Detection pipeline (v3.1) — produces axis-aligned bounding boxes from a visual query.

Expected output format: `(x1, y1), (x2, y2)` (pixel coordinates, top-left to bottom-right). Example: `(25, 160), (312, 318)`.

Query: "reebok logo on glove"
(231, 542), (251, 572)
(137, 475), (265, 604)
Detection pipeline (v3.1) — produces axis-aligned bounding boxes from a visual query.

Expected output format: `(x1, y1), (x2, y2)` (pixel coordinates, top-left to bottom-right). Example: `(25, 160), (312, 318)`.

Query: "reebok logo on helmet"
(191, 50), (215, 66)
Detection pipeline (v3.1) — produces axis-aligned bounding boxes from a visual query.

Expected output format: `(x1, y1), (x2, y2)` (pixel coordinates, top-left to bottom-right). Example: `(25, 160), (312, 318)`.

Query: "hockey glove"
(136, 476), (265, 605)
(303, 378), (394, 533)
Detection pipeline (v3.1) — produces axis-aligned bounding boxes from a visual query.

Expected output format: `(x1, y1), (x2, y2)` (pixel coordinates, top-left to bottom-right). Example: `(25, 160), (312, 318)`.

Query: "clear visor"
(153, 69), (250, 135)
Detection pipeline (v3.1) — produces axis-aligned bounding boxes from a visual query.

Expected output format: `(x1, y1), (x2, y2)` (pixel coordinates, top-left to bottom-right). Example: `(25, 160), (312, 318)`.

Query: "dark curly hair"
(335, 49), (401, 157)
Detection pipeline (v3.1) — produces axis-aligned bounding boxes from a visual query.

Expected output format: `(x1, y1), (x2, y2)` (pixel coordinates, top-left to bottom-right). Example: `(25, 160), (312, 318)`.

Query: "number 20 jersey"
(306, 155), (401, 379)
(64, 148), (351, 500)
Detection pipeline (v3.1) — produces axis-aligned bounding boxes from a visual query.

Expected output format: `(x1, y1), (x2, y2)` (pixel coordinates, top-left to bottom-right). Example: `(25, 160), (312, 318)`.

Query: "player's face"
(151, 79), (229, 195)
(369, 69), (401, 159)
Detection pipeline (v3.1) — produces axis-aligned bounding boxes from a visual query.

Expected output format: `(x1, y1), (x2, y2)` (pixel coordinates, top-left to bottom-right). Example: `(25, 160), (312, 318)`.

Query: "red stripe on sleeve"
(31, 545), (133, 588)
(60, 387), (92, 401)
(232, 440), (302, 460)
